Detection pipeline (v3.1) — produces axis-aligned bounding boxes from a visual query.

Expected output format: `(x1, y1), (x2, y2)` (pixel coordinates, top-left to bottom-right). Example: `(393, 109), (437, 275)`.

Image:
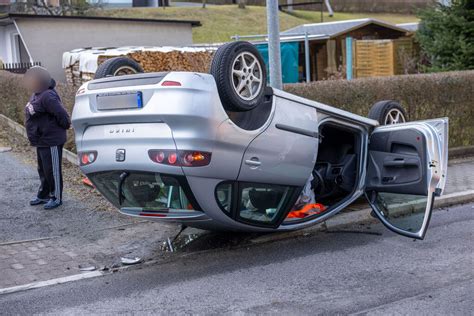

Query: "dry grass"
(92, 5), (418, 43)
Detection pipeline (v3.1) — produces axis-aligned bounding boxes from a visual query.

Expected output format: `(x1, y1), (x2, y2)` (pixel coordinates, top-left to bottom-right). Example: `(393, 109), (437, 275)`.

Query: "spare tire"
(210, 41), (267, 112)
(368, 100), (407, 125)
(94, 57), (144, 79)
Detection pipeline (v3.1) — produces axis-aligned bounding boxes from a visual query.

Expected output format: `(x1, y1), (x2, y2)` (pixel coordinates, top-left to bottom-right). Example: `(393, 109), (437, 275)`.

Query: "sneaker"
(44, 199), (62, 210)
(30, 197), (49, 206)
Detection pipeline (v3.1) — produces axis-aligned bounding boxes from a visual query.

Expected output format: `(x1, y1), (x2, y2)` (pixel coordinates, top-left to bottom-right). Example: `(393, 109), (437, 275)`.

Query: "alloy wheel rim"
(114, 66), (138, 76)
(384, 109), (406, 125)
(231, 52), (263, 101)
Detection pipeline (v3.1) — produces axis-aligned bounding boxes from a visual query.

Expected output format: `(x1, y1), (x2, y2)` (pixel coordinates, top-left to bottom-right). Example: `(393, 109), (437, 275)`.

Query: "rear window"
(88, 171), (199, 211)
(88, 73), (168, 90)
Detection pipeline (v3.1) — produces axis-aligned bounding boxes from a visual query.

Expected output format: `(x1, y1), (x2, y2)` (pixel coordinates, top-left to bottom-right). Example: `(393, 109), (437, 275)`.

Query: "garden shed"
(246, 18), (416, 83)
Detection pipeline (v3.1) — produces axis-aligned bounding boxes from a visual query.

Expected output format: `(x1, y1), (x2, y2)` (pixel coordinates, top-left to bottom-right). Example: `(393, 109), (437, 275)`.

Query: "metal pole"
(305, 32), (310, 83)
(266, 0), (283, 89)
(346, 36), (353, 80)
(320, 2), (323, 22)
(325, 0), (334, 17)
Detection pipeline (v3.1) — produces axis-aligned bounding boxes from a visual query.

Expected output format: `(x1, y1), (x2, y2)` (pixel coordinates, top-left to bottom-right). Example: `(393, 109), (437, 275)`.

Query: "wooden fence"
(354, 38), (414, 78)
(0, 62), (42, 74)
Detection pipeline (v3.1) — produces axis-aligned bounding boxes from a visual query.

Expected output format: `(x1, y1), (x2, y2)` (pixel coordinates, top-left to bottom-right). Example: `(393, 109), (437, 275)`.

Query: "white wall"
(15, 18), (194, 81)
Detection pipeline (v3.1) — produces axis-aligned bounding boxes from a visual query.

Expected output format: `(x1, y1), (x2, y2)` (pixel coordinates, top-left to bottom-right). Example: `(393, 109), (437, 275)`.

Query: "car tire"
(368, 100), (407, 125)
(210, 41), (267, 112)
(94, 57), (144, 79)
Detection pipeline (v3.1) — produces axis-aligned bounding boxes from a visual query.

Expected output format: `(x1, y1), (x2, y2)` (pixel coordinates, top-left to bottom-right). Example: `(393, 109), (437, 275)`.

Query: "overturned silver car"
(72, 42), (448, 239)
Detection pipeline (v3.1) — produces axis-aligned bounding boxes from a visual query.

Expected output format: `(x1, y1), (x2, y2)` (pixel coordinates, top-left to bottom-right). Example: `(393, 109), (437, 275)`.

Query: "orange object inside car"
(287, 203), (327, 219)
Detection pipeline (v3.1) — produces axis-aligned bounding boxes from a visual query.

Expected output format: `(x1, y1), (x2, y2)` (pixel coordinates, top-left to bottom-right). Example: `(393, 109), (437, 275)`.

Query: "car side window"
(216, 182), (296, 226)
(216, 183), (233, 213)
(238, 183), (291, 224)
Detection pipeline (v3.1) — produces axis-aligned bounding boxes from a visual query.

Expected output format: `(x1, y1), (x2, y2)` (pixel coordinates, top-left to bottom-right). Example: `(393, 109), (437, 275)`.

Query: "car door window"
(215, 181), (297, 227)
(239, 183), (291, 224)
(368, 191), (431, 235)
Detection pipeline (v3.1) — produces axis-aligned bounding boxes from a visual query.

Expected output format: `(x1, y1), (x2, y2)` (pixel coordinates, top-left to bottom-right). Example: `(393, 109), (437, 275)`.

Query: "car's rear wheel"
(210, 41), (267, 112)
(94, 57), (144, 79)
(368, 100), (407, 125)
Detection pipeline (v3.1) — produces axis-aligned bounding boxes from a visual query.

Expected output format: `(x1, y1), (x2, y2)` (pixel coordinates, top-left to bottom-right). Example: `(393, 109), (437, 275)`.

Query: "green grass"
(95, 5), (418, 43)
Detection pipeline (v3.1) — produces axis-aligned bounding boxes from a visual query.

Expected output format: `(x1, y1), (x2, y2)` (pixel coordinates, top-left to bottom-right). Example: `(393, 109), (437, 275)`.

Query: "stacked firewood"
(64, 47), (216, 86)
(127, 50), (214, 73)
(65, 64), (95, 86)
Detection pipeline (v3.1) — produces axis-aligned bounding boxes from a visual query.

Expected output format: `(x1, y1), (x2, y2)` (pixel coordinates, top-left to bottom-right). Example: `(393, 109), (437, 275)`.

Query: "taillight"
(79, 151), (97, 166)
(148, 150), (211, 167)
(161, 80), (181, 87)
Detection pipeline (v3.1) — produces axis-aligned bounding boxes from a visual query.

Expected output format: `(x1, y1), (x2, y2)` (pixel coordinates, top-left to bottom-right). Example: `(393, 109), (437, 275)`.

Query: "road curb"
(0, 114), (78, 166)
(449, 145), (474, 159)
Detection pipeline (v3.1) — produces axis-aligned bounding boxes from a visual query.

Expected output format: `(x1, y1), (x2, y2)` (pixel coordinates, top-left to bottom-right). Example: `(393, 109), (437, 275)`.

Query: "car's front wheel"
(368, 100), (407, 125)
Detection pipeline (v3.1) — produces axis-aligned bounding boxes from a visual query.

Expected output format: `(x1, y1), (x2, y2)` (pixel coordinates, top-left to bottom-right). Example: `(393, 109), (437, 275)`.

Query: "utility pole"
(266, 0), (283, 89)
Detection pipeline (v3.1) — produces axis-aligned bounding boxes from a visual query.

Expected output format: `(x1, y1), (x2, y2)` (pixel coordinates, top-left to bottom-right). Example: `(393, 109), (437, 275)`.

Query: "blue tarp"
(255, 42), (299, 84)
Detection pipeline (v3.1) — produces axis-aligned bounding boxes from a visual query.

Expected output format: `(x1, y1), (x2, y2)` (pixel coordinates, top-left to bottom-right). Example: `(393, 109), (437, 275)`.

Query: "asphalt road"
(0, 203), (472, 315)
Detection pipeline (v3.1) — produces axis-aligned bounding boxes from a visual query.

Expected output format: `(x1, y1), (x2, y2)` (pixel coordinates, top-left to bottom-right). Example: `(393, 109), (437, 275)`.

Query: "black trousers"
(36, 145), (63, 202)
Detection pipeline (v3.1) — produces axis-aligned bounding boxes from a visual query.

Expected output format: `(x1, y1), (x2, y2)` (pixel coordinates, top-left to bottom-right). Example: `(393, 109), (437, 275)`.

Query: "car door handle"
(245, 158), (261, 167)
(384, 158), (418, 168)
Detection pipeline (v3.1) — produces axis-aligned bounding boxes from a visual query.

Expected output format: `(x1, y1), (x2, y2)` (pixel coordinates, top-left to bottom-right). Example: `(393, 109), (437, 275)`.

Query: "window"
(216, 183), (233, 213)
(216, 181), (296, 226)
(371, 192), (429, 233)
(89, 171), (198, 211)
(239, 184), (290, 223)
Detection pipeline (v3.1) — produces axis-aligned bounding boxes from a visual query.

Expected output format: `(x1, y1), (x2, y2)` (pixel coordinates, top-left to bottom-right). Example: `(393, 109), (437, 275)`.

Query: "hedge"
(285, 71), (474, 148)
(0, 71), (76, 151)
(1, 70), (473, 150)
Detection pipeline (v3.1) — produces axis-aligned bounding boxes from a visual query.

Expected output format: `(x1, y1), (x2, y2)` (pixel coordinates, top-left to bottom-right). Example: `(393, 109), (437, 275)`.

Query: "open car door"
(365, 118), (448, 239)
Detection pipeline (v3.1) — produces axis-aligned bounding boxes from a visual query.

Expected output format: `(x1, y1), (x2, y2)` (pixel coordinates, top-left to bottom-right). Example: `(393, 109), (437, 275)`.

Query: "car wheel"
(210, 41), (267, 112)
(368, 100), (407, 125)
(94, 57), (144, 79)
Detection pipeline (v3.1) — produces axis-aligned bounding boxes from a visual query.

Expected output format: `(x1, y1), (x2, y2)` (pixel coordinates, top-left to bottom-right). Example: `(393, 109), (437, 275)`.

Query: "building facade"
(0, 14), (200, 80)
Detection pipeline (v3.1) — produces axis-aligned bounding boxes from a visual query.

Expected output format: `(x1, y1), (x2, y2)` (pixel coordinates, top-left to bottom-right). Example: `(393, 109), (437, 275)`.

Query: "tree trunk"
(238, 0), (245, 9)
(202, 0), (206, 9)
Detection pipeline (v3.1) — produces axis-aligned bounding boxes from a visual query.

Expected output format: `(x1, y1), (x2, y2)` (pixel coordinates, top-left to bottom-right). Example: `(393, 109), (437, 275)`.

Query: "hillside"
(95, 5), (418, 43)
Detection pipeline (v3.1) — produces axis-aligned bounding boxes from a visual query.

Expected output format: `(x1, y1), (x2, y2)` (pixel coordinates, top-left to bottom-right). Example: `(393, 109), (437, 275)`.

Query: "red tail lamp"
(161, 81), (182, 87)
(148, 150), (211, 167)
(168, 152), (178, 165)
(79, 151), (97, 166)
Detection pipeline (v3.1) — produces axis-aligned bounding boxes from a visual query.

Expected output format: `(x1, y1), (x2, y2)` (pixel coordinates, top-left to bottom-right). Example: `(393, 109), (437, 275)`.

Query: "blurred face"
(23, 74), (41, 93)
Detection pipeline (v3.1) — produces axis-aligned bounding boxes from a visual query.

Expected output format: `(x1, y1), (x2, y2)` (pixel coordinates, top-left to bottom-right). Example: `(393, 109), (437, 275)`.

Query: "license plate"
(96, 91), (143, 110)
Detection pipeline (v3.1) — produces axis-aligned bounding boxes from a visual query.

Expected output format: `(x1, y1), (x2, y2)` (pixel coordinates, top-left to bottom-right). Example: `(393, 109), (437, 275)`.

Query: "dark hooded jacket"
(25, 80), (71, 147)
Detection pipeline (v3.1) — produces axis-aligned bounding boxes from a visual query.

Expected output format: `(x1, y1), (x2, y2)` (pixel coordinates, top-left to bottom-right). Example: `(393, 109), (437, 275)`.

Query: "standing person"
(23, 66), (71, 210)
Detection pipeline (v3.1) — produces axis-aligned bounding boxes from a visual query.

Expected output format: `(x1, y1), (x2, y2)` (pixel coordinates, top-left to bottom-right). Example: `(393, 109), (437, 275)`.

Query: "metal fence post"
(305, 32), (310, 82)
(346, 37), (353, 80)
